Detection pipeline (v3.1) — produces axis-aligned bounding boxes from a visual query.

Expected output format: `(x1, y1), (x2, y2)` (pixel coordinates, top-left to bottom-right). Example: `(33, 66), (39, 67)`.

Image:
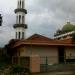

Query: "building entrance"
(58, 47), (65, 63)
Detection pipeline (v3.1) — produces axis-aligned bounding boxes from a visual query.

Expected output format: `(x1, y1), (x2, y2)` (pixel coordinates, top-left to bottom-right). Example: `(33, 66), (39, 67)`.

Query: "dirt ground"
(31, 71), (73, 75)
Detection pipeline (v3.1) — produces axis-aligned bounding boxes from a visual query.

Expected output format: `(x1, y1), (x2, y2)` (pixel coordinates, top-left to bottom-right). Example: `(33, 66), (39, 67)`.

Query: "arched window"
(16, 16), (18, 23)
(22, 16), (24, 24)
(22, 1), (24, 8)
(16, 32), (17, 39)
(19, 32), (21, 39)
(20, 0), (21, 8)
(22, 32), (24, 39)
(19, 15), (21, 24)
(18, 1), (19, 8)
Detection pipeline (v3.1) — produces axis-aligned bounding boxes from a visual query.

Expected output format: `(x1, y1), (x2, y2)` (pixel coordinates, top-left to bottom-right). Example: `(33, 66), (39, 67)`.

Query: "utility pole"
(0, 14), (2, 26)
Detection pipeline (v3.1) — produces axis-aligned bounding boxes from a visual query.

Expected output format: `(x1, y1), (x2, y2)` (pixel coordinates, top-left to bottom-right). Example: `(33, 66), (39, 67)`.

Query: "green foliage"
(72, 32), (75, 42)
(54, 29), (62, 36)
(0, 55), (10, 63)
(0, 55), (11, 70)
(0, 63), (7, 70)
(9, 64), (25, 74)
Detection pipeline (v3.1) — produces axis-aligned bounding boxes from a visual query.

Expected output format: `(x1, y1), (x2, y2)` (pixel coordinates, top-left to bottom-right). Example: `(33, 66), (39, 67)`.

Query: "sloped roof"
(13, 34), (74, 48)
(26, 34), (52, 41)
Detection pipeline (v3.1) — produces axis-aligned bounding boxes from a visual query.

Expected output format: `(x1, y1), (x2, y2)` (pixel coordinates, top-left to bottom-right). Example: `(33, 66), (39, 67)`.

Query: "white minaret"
(13, 0), (27, 39)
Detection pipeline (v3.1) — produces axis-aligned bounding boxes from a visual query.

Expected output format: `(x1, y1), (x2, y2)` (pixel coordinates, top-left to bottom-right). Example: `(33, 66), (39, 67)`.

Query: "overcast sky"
(0, 0), (75, 47)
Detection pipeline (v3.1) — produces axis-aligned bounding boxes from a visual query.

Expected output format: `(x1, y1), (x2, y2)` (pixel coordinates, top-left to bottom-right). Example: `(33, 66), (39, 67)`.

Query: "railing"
(12, 56), (75, 72)
(12, 56), (30, 68)
(0, 56), (74, 75)
(12, 56), (75, 64)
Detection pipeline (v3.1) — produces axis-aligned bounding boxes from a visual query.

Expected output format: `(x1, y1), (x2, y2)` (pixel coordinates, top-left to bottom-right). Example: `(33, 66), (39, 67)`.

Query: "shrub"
(8, 64), (30, 75)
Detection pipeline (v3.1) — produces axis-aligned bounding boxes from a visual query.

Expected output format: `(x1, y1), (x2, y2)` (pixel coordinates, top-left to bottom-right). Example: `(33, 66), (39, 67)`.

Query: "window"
(16, 32), (17, 39)
(19, 15), (21, 24)
(18, 1), (19, 8)
(22, 1), (24, 8)
(19, 32), (21, 39)
(22, 16), (24, 24)
(20, 0), (21, 8)
(22, 32), (24, 39)
(16, 16), (18, 23)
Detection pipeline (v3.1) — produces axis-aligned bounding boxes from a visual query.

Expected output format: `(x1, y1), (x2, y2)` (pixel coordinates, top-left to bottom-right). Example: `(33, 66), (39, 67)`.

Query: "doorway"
(58, 47), (65, 63)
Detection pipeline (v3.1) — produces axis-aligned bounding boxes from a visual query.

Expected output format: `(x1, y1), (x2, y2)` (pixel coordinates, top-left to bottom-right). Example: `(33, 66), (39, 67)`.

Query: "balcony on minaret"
(15, 9), (27, 14)
(13, 24), (27, 29)
(15, 0), (27, 14)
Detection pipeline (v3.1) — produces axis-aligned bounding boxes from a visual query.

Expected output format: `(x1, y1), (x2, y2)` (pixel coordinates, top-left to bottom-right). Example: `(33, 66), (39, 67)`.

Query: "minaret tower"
(13, 0), (27, 39)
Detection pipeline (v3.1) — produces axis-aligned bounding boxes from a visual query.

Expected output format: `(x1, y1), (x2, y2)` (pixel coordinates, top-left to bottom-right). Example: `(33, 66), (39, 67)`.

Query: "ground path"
(31, 71), (73, 75)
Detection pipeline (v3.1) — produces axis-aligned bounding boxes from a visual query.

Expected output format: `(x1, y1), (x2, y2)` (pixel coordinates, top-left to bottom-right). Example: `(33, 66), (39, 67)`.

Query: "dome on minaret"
(62, 22), (75, 32)
(13, 0), (28, 40)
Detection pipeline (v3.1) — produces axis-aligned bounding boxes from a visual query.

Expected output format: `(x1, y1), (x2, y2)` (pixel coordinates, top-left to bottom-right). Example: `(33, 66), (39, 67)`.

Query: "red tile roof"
(26, 34), (52, 41)
(13, 34), (75, 48)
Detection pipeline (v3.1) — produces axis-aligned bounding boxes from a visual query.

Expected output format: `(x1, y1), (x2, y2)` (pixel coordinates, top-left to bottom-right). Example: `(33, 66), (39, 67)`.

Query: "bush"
(9, 64), (30, 75)
(9, 64), (23, 73)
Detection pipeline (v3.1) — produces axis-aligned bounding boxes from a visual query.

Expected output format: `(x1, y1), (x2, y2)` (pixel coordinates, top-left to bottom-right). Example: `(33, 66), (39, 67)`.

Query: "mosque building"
(7, 0), (75, 73)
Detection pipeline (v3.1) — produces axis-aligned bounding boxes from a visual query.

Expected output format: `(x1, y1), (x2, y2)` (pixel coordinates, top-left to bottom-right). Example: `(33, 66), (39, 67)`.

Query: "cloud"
(27, 0), (75, 33)
(0, 0), (75, 47)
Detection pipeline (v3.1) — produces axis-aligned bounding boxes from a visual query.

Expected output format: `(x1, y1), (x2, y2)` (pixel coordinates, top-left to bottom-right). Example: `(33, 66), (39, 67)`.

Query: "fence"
(12, 56), (75, 72)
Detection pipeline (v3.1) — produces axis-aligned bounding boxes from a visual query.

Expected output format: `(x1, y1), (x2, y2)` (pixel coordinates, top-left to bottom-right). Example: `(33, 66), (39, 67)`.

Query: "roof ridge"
(26, 33), (52, 40)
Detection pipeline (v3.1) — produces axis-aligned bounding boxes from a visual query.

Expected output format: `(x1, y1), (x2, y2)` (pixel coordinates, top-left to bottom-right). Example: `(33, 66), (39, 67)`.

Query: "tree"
(72, 32), (75, 42)
(5, 39), (19, 56)
(54, 29), (62, 36)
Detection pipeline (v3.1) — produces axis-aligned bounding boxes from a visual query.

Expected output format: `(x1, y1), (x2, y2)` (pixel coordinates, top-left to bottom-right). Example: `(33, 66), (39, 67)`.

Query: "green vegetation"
(0, 49), (11, 70)
(9, 64), (24, 74)
(0, 40), (15, 70)
(72, 32), (75, 42)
